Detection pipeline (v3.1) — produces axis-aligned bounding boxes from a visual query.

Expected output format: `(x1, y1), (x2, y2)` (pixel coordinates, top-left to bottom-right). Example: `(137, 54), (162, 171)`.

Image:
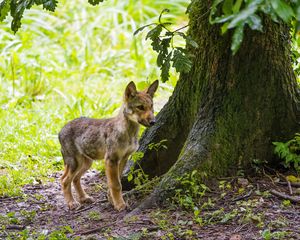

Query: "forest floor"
(0, 170), (299, 240)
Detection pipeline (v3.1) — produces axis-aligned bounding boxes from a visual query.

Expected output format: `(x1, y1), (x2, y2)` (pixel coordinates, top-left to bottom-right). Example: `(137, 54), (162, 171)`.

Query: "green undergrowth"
(166, 171), (294, 239)
(0, 0), (189, 196)
(273, 133), (300, 174)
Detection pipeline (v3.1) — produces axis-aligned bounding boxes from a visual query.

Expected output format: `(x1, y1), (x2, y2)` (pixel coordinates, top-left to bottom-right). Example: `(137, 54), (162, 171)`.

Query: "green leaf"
(0, 0), (11, 22)
(212, 14), (234, 24)
(88, 0), (104, 6)
(157, 37), (171, 66)
(222, 0), (233, 15)
(209, 0), (225, 23)
(172, 48), (193, 73)
(270, 0), (295, 23)
(231, 24), (244, 54)
(232, 0), (243, 13)
(42, 0), (58, 11)
(133, 23), (156, 36)
(146, 25), (163, 52)
(260, 4), (279, 22)
(221, 22), (230, 34)
(227, 1), (260, 29)
(10, 0), (26, 33)
(157, 52), (165, 67)
(247, 14), (263, 31)
(160, 53), (171, 82)
(161, 37), (172, 53)
(146, 25), (162, 41)
(151, 38), (161, 52)
(128, 173), (133, 182)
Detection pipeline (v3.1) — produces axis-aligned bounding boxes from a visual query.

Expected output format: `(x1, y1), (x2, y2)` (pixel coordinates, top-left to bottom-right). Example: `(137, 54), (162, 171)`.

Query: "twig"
(96, 198), (108, 204)
(233, 223), (249, 233)
(277, 181), (300, 187)
(0, 197), (20, 202)
(262, 168), (276, 186)
(6, 225), (25, 230)
(263, 165), (286, 181)
(73, 205), (94, 214)
(287, 181), (293, 195)
(76, 220), (119, 236)
(270, 189), (300, 203)
(232, 189), (253, 202)
(24, 185), (44, 190)
(124, 189), (138, 197)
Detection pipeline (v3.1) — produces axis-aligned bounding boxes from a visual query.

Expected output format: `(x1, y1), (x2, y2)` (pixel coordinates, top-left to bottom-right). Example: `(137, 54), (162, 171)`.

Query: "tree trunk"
(123, 0), (300, 206)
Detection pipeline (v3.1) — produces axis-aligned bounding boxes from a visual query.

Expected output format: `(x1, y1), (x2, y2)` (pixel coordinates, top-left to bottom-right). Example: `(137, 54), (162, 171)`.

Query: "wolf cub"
(59, 80), (158, 211)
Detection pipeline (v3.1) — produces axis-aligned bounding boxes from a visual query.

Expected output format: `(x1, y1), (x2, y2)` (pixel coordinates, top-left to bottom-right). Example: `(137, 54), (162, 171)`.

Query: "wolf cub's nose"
(149, 120), (156, 126)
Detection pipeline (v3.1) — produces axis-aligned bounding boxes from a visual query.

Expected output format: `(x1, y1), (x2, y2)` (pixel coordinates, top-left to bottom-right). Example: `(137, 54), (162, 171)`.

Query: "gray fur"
(58, 80), (158, 210)
(58, 110), (140, 171)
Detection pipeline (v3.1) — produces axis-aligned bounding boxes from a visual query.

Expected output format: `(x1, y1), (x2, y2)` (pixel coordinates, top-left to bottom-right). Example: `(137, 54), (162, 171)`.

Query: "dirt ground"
(0, 170), (299, 240)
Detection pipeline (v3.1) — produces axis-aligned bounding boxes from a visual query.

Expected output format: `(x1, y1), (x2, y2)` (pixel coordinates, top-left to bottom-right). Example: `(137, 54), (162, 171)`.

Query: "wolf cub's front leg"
(105, 154), (126, 211)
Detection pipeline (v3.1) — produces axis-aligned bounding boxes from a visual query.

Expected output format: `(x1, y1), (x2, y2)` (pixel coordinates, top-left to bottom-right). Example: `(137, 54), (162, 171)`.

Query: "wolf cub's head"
(123, 80), (159, 127)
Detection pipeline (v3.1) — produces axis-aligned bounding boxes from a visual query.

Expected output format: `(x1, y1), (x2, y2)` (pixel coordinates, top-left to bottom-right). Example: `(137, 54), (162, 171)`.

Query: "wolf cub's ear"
(147, 80), (159, 97)
(125, 81), (137, 100)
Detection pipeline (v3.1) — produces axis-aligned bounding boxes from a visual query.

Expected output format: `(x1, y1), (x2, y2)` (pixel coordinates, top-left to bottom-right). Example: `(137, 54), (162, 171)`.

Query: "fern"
(273, 133), (300, 174)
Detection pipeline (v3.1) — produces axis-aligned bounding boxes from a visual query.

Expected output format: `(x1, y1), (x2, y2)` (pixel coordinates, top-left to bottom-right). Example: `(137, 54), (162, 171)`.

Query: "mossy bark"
(123, 0), (300, 204)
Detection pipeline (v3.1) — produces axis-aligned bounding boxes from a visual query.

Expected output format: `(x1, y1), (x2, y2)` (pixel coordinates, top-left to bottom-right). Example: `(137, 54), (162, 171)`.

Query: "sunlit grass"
(0, 0), (189, 196)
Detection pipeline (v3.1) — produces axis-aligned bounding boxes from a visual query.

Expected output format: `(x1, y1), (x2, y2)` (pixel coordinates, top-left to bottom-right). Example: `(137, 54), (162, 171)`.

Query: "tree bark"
(123, 0), (300, 205)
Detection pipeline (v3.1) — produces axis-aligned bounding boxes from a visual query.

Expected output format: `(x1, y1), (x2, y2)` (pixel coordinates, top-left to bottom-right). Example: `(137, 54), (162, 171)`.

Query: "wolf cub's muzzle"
(149, 119), (156, 126)
(139, 118), (156, 127)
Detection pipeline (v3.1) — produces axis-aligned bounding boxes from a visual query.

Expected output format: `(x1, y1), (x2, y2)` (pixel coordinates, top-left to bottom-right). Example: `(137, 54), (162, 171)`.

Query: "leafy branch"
(210, 0), (300, 54)
(0, 0), (104, 33)
(134, 9), (198, 82)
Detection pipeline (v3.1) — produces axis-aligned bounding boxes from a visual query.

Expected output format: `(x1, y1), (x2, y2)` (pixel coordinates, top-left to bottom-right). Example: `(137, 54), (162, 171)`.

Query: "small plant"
(261, 229), (290, 240)
(148, 139), (167, 175)
(127, 150), (160, 194)
(273, 133), (300, 174)
(127, 151), (148, 185)
(6, 211), (20, 224)
(150, 211), (170, 231)
(20, 209), (37, 223)
(173, 170), (209, 210)
(251, 158), (268, 173)
(148, 139), (168, 152)
(46, 226), (73, 240)
(172, 170), (212, 225)
(88, 210), (101, 221)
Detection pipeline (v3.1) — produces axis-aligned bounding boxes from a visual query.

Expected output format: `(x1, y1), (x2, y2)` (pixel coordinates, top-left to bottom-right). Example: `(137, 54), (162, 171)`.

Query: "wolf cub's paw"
(114, 201), (127, 211)
(79, 196), (95, 204)
(67, 200), (80, 210)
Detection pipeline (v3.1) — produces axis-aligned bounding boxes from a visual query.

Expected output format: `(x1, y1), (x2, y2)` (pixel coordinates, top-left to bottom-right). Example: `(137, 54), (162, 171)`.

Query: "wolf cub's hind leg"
(61, 164), (80, 210)
(73, 157), (94, 204)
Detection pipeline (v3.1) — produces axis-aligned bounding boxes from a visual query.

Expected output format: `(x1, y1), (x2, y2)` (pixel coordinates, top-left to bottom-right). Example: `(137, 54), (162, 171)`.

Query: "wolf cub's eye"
(137, 105), (145, 111)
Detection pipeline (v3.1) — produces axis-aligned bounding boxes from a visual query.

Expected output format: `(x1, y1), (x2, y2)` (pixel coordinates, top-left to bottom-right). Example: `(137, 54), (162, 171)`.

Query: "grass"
(0, 0), (189, 196)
